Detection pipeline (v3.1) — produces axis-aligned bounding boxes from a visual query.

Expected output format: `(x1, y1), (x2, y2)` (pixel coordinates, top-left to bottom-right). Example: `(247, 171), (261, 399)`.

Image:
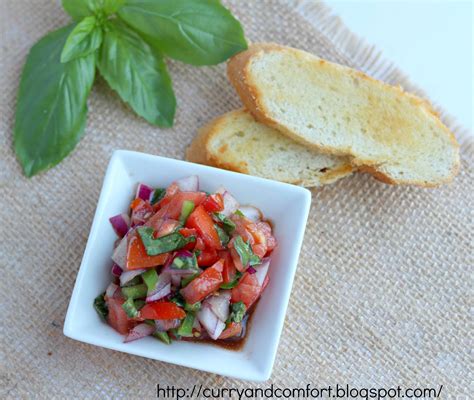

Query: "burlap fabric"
(1, 1), (472, 398)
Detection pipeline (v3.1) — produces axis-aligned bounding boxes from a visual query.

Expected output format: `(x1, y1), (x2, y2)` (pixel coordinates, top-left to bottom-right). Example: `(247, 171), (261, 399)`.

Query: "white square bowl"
(64, 150), (311, 381)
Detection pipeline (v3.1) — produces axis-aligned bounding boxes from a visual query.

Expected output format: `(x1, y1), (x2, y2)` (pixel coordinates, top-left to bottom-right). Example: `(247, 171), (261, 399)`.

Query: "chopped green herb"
(179, 200), (195, 224)
(177, 313), (195, 337)
(234, 209), (244, 217)
(215, 224), (230, 246)
(220, 271), (242, 289)
(170, 293), (186, 308)
(229, 301), (246, 323)
(122, 297), (139, 318)
(93, 292), (108, 321)
(213, 213), (236, 234)
(137, 227), (195, 256)
(169, 328), (181, 340)
(152, 331), (171, 345)
(141, 268), (158, 292)
(121, 283), (147, 299)
(233, 235), (261, 267)
(150, 188), (166, 205)
(134, 299), (146, 311)
(181, 272), (200, 287)
(121, 275), (141, 287)
(184, 302), (201, 312)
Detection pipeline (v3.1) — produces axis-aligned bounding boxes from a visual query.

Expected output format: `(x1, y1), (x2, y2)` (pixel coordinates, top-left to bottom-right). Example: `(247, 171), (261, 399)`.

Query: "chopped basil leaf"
(213, 213), (236, 234)
(177, 312), (195, 337)
(152, 331), (171, 344)
(233, 235), (261, 267)
(181, 272), (200, 287)
(169, 328), (181, 340)
(93, 292), (108, 321)
(215, 224), (230, 246)
(179, 200), (195, 224)
(121, 275), (141, 287)
(184, 301), (201, 312)
(229, 301), (246, 323)
(141, 268), (158, 292)
(122, 297), (139, 318)
(172, 253), (198, 271)
(134, 299), (146, 311)
(137, 227), (195, 255)
(121, 283), (147, 299)
(194, 249), (202, 257)
(219, 271), (242, 289)
(234, 209), (244, 217)
(150, 188), (166, 205)
(170, 293), (186, 308)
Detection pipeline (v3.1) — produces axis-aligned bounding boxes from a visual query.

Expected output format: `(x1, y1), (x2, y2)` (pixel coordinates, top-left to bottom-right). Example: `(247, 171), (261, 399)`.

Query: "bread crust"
(227, 43), (460, 187)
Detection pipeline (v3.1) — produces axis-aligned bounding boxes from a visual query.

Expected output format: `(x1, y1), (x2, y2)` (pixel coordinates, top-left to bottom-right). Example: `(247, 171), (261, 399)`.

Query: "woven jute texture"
(1, 0), (472, 398)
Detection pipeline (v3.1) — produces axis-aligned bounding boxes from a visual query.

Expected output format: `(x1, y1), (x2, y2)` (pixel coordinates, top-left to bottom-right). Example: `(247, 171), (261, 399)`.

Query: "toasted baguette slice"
(186, 109), (353, 187)
(227, 43), (460, 187)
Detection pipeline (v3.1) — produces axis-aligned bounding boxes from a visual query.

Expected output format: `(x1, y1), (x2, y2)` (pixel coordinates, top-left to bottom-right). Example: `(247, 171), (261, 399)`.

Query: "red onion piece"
(146, 273), (171, 302)
(171, 275), (181, 287)
(254, 258), (270, 287)
(105, 282), (119, 298)
(111, 263), (123, 277)
(204, 293), (230, 322)
(155, 319), (181, 332)
(192, 316), (201, 332)
(197, 304), (226, 340)
(109, 213), (130, 238)
(222, 191), (239, 216)
(124, 323), (155, 343)
(247, 266), (257, 274)
(215, 186), (226, 195)
(120, 269), (145, 286)
(112, 235), (128, 269)
(136, 183), (153, 201)
(238, 206), (262, 222)
(175, 175), (199, 192)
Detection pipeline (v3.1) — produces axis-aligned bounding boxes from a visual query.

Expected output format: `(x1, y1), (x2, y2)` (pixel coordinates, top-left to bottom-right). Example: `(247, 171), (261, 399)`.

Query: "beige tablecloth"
(1, 1), (472, 398)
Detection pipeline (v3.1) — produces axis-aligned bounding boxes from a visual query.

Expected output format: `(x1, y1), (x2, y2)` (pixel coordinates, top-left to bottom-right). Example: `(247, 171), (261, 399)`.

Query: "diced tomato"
(146, 218), (180, 238)
(231, 272), (261, 308)
(197, 248), (219, 267)
(186, 205), (220, 249)
(220, 250), (237, 284)
(180, 259), (224, 304)
(148, 191), (206, 223)
(107, 298), (134, 334)
(255, 221), (277, 254)
(140, 301), (186, 320)
(130, 198), (154, 226)
(179, 228), (197, 250)
(194, 236), (206, 251)
(126, 232), (168, 270)
(251, 243), (267, 259)
(153, 182), (179, 211)
(229, 244), (245, 272)
(202, 193), (224, 213)
(219, 322), (242, 339)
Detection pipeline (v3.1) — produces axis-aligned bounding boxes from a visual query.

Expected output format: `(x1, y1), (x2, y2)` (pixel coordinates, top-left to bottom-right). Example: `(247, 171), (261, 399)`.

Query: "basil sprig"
(228, 301), (246, 323)
(14, 0), (247, 177)
(137, 226), (195, 256)
(233, 235), (261, 268)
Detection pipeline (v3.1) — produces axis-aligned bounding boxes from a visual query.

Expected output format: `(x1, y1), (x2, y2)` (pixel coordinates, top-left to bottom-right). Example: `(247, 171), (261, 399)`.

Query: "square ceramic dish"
(64, 150), (311, 381)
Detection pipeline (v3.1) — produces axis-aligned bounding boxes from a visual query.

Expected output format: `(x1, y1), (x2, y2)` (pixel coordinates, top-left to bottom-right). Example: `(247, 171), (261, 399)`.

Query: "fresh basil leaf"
(215, 224), (230, 246)
(177, 312), (195, 337)
(137, 226), (195, 256)
(229, 301), (246, 323)
(233, 235), (260, 268)
(219, 271), (242, 289)
(62, 0), (124, 20)
(93, 292), (108, 320)
(172, 253), (198, 271)
(213, 213), (236, 235)
(184, 301), (201, 312)
(152, 331), (171, 344)
(61, 16), (103, 62)
(234, 209), (244, 217)
(118, 0), (247, 66)
(14, 24), (95, 177)
(97, 19), (176, 127)
(170, 293), (186, 308)
(150, 188), (166, 205)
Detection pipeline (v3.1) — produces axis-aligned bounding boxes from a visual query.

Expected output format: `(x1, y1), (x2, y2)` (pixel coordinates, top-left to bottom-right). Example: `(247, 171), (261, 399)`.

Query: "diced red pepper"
(140, 301), (186, 320)
(219, 322), (242, 339)
(180, 259), (224, 304)
(202, 193), (224, 213)
(186, 205), (221, 249)
(126, 232), (168, 270)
